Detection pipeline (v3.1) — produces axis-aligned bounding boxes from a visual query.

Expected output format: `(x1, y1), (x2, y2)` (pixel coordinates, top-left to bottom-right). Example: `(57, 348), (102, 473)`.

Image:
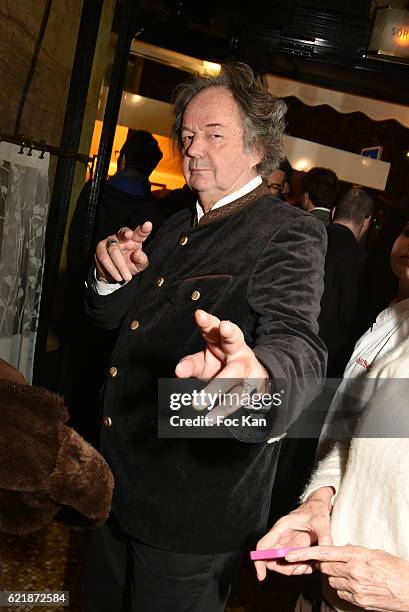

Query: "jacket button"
(191, 290), (201, 301)
(103, 416), (112, 428)
(130, 320), (140, 330)
(109, 366), (118, 377)
(155, 276), (165, 287)
(179, 234), (188, 245)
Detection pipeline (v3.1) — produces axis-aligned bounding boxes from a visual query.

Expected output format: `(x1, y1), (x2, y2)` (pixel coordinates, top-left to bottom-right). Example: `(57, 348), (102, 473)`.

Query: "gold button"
(103, 416), (112, 428)
(155, 276), (164, 287)
(191, 290), (201, 301)
(109, 366), (118, 377)
(130, 320), (140, 330)
(179, 234), (188, 246)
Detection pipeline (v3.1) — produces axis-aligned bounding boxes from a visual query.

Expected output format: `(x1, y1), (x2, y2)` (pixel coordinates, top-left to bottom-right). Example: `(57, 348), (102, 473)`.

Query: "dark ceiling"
(115, 0), (409, 105)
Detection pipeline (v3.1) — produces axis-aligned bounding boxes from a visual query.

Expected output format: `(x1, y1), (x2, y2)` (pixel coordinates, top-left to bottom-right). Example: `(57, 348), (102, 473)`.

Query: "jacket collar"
(196, 182), (270, 227)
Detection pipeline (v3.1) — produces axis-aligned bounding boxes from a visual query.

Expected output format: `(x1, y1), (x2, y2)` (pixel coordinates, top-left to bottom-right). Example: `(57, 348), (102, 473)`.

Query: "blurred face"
(181, 86), (261, 211)
(266, 169), (286, 197)
(390, 223), (409, 281)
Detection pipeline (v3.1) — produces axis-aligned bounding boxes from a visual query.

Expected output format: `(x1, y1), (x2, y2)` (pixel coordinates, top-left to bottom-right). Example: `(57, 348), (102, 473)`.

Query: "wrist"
(305, 486), (335, 511)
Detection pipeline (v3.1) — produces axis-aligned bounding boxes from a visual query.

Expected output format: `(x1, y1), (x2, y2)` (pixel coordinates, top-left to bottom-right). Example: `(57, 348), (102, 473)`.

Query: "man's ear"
(248, 143), (263, 170)
(362, 216), (372, 235)
(357, 216), (371, 241)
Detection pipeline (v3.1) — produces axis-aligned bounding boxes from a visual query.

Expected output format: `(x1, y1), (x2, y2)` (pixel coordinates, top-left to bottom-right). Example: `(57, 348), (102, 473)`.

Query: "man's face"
(181, 86), (261, 209)
(266, 169), (287, 197)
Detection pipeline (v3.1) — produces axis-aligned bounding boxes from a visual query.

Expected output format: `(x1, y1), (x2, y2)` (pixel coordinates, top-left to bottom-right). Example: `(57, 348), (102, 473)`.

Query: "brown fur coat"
(0, 359), (113, 535)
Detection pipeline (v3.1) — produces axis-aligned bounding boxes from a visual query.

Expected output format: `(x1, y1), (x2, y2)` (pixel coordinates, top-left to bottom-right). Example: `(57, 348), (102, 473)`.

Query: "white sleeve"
(301, 439), (350, 505)
(86, 269), (124, 295)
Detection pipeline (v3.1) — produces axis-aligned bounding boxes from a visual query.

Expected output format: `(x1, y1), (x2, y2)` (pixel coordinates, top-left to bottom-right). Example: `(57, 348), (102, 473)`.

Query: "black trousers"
(82, 516), (243, 612)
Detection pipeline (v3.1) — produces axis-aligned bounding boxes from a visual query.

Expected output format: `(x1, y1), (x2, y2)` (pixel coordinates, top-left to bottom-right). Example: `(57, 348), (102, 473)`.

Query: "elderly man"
(83, 63), (327, 612)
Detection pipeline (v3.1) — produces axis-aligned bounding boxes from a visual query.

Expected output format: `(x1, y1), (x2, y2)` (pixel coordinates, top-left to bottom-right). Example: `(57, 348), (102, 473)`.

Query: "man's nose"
(186, 134), (205, 157)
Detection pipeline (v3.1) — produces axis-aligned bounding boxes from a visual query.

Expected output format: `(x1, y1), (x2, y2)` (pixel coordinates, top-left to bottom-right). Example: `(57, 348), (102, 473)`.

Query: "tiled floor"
(0, 524), (88, 612)
(0, 523), (301, 611)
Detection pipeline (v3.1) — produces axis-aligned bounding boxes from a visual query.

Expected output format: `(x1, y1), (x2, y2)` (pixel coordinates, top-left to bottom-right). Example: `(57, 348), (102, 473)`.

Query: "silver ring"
(107, 239), (119, 246)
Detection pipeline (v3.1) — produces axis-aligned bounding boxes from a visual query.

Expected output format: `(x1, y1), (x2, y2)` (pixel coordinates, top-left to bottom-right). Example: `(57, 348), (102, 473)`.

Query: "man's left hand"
(175, 309), (268, 416)
(286, 545), (409, 611)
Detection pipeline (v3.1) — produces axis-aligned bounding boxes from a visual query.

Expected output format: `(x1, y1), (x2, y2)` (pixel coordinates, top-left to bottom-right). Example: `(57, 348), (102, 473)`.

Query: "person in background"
(60, 132), (163, 445)
(269, 188), (373, 527)
(319, 187), (373, 378)
(265, 157), (293, 201)
(68, 131), (163, 259)
(301, 167), (339, 226)
(364, 194), (409, 328)
(255, 212), (409, 612)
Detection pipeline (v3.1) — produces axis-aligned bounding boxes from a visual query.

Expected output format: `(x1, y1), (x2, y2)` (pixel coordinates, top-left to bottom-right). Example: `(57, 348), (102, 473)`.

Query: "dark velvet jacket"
(87, 184), (327, 553)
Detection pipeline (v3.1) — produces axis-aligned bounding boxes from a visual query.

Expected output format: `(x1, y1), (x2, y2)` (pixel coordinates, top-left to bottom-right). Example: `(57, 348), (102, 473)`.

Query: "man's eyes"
(181, 133), (223, 144)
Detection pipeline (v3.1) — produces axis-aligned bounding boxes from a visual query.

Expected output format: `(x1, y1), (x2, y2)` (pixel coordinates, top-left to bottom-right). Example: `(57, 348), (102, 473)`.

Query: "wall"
(0, 0), (118, 353)
(0, 0), (84, 145)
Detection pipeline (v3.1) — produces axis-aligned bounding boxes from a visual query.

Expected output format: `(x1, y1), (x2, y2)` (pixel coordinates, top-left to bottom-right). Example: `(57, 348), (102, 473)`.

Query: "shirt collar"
(195, 175), (262, 222)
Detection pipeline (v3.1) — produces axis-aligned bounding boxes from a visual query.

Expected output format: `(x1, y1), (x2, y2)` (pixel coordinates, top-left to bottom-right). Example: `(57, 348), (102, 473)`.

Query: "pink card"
(250, 547), (302, 561)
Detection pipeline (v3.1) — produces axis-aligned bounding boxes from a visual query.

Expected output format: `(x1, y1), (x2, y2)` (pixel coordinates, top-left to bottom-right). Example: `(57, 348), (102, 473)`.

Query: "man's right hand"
(254, 486), (334, 580)
(95, 222), (152, 283)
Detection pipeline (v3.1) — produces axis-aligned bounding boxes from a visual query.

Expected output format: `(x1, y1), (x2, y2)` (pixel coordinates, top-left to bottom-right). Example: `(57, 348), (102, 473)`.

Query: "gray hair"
(171, 62), (287, 177)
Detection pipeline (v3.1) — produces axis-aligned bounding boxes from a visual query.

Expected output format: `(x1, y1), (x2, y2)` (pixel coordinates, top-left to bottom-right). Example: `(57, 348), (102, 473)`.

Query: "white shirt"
(305, 297), (409, 498)
(195, 175), (262, 222)
(303, 298), (409, 611)
(96, 175), (263, 295)
(312, 206), (331, 213)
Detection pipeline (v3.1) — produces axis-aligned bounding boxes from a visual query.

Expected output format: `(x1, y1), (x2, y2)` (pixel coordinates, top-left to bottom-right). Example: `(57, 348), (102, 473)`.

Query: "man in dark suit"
(319, 187), (373, 377)
(68, 130), (164, 269)
(301, 167), (339, 227)
(83, 62), (327, 612)
(60, 132), (164, 444)
(269, 187), (373, 525)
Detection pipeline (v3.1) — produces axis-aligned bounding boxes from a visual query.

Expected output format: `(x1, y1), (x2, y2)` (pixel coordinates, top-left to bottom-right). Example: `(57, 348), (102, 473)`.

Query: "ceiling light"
(294, 158), (309, 172)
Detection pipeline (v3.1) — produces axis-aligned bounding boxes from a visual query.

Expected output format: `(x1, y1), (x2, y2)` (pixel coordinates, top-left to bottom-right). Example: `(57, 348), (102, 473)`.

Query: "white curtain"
(0, 142), (50, 382)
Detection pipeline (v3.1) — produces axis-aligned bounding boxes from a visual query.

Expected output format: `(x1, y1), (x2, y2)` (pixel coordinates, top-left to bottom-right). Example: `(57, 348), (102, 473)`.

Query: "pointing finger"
(131, 221), (153, 243)
(194, 309), (221, 344)
(218, 319), (246, 356)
